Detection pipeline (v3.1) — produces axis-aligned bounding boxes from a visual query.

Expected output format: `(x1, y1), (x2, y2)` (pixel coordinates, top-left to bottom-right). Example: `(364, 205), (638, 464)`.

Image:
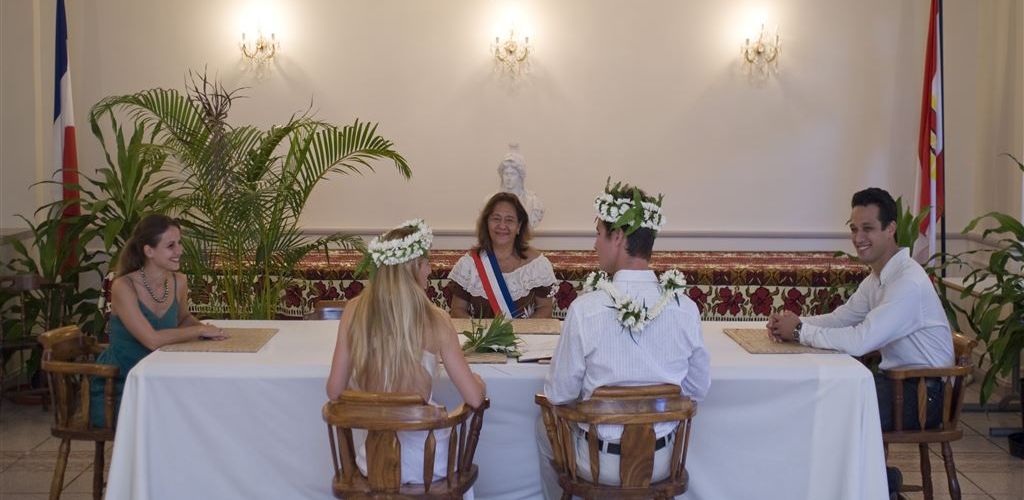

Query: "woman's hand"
(197, 324), (230, 341)
(473, 372), (487, 395)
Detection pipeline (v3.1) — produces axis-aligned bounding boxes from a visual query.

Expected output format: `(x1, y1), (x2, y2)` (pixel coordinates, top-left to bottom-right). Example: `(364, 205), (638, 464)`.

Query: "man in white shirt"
(768, 187), (953, 498)
(536, 180), (711, 499)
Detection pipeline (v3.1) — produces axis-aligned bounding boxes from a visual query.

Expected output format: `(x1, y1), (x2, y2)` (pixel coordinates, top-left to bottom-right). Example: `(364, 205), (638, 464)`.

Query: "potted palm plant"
(2, 202), (104, 400)
(89, 72), (411, 319)
(935, 154), (1024, 457)
(80, 109), (181, 266)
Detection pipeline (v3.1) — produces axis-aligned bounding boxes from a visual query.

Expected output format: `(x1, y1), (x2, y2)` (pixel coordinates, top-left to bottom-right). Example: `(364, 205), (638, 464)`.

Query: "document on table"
(517, 335), (560, 362)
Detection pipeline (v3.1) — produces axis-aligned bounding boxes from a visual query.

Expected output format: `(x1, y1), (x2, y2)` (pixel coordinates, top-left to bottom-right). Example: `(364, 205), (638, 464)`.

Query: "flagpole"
(938, 0), (947, 275)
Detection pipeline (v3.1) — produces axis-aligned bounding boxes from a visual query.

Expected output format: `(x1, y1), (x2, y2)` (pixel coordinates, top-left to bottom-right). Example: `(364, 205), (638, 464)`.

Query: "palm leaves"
(893, 196), (930, 256)
(3, 202), (105, 339)
(81, 110), (181, 264)
(932, 153), (1024, 403)
(91, 72), (411, 319)
(461, 314), (522, 356)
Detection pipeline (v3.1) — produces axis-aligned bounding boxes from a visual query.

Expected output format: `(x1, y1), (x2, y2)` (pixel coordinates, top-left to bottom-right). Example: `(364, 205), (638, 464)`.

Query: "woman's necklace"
(139, 267), (169, 304)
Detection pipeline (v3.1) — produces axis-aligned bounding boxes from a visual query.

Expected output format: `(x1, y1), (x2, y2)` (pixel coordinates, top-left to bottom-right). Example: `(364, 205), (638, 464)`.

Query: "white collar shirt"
(544, 269), (711, 440)
(800, 248), (953, 369)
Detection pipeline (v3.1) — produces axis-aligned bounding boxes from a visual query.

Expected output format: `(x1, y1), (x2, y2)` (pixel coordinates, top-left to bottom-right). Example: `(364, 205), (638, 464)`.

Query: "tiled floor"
(1, 390), (1022, 499)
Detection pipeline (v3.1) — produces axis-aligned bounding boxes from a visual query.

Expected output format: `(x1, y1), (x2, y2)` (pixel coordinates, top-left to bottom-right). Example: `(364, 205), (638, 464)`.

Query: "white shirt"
(799, 248), (953, 370)
(544, 269), (711, 440)
(449, 253), (557, 301)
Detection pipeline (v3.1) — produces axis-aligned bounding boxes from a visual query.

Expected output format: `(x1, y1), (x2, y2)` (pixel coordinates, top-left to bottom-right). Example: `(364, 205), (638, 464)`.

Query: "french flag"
(54, 0), (79, 218)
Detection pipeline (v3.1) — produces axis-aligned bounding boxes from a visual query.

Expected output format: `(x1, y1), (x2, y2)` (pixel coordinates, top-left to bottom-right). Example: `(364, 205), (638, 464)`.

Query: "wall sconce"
(240, 30), (279, 66)
(493, 29), (530, 74)
(741, 23), (781, 76)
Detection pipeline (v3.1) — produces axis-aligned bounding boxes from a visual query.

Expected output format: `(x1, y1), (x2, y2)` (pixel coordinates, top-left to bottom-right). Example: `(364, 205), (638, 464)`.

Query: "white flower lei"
(368, 219), (434, 266)
(583, 269), (687, 335)
(594, 193), (666, 232)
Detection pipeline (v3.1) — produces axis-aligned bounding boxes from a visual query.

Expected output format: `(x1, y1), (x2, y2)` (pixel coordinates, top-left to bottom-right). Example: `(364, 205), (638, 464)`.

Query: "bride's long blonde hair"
(349, 225), (442, 394)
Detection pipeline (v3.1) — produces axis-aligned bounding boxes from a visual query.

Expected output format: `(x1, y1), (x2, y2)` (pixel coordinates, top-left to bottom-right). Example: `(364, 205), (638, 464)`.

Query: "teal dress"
(90, 279), (179, 427)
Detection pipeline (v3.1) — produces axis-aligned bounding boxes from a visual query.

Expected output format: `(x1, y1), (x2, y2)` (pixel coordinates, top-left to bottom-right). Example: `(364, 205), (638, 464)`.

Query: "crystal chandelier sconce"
(493, 29), (530, 74)
(240, 30), (279, 66)
(741, 24), (781, 76)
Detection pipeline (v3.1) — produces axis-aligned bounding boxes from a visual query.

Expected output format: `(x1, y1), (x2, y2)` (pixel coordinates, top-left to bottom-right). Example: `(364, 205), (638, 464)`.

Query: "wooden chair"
(38, 325), (119, 500)
(882, 332), (977, 500)
(305, 299), (347, 320)
(535, 384), (697, 500)
(322, 391), (490, 499)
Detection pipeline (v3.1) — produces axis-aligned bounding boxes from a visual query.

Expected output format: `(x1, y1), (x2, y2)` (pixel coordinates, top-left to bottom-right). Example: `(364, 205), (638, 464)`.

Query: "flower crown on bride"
(367, 219), (433, 267)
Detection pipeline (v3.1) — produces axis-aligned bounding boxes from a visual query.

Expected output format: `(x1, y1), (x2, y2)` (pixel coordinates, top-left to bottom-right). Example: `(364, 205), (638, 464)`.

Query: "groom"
(535, 179), (711, 499)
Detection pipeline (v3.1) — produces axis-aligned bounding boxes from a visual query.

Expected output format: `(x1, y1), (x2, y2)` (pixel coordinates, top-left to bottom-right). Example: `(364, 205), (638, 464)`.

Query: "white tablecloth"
(105, 321), (887, 500)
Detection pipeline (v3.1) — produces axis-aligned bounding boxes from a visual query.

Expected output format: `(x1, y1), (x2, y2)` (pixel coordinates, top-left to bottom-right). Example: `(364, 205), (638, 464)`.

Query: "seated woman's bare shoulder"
(111, 273), (138, 295)
(423, 306), (457, 349)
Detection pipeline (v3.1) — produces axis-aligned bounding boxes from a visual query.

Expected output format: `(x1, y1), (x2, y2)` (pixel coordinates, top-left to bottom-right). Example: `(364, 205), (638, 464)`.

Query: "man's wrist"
(792, 321), (803, 342)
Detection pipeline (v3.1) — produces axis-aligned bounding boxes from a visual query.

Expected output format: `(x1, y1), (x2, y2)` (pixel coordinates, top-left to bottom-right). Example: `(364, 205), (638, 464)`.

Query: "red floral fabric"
(187, 250), (868, 321)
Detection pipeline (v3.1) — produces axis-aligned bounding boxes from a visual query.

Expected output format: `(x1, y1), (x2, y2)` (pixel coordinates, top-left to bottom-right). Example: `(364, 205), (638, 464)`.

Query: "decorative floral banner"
(187, 250), (867, 321)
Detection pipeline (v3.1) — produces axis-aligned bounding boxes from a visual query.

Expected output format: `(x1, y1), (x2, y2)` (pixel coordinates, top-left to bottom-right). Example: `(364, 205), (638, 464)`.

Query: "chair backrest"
(306, 299), (347, 320)
(38, 326), (119, 433)
(887, 332), (977, 434)
(952, 332), (976, 368)
(536, 384), (696, 497)
(322, 390), (489, 498)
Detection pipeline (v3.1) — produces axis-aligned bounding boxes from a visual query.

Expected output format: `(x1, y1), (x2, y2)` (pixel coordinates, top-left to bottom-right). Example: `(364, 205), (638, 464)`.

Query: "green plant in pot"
(893, 196), (931, 257)
(2, 202), (105, 393)
(80, 109), (182, 267)
(934, 154), (1024, 457)
(89, 72), (411, 319)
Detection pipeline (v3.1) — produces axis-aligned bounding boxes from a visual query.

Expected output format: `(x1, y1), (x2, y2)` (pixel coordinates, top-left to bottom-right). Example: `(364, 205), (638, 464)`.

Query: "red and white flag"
(54, 0), (79, 218)
(914, 0), (944, 262)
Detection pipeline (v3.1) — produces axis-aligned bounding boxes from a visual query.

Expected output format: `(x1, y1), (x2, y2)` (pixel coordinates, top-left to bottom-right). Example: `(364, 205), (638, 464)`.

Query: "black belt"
(582, 432), (673, 455)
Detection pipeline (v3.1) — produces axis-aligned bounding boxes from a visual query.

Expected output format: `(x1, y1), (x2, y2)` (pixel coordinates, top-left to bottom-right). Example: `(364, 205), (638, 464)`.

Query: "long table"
(105, 321), (887, 499)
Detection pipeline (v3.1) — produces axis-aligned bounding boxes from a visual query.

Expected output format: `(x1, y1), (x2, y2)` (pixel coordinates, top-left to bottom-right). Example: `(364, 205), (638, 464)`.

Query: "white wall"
(1, 0), (1021, 251)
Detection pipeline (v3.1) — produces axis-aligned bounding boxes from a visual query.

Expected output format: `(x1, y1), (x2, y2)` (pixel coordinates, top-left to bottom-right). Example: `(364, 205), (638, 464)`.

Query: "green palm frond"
(91, 72), (411, 319)
(461, 314), (522, 356)
(933, 153), (1024, 404)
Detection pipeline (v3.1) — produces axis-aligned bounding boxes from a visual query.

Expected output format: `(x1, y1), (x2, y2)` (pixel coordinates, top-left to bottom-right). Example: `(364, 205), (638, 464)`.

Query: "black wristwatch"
(793, 321), (803, 342)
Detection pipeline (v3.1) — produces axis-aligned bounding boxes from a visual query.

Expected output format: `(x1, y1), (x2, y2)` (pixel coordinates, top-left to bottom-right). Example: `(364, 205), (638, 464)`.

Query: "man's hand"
(767, 310), (801, 342)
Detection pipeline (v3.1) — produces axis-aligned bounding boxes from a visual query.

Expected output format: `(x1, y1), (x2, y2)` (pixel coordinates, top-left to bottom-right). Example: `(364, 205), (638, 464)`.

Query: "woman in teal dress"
(90, 215), (228, 427)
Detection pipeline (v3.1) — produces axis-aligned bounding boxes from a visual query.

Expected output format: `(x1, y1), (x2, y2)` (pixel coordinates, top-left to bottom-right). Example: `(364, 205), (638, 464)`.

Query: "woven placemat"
(451, 318), (562, 335)
(723, 328), (838, 354)
(462, 352), (509, 364)
(160, 328), (278, 353)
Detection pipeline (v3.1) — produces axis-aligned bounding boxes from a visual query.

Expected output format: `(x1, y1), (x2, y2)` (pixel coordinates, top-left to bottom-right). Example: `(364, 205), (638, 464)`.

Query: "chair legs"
(918, 443), (933, 500)
(46, 439), (108, 500)
(93, 441), (105, 500)
(941, 442), (962, 500)
(49, 438), (71, 500)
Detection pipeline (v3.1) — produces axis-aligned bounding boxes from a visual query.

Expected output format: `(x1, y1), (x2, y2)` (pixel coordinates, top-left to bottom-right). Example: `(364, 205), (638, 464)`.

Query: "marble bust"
(496, 144), (544, 228)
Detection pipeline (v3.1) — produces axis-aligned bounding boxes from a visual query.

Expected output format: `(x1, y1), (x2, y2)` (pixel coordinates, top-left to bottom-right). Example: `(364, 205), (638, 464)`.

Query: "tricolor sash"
(471, 250), (522, 318)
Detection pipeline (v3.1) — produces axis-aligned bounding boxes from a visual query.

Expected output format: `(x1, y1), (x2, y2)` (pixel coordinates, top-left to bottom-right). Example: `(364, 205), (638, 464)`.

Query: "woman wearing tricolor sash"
(449, 192), (557, 319)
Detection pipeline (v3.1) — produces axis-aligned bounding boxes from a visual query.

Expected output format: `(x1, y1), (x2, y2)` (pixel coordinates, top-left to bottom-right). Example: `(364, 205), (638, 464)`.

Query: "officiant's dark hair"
(476, 192), (531, 259)
(851, 188), (898, 234)
(117, 214), (181, 277)
(600, 184), (656, 260)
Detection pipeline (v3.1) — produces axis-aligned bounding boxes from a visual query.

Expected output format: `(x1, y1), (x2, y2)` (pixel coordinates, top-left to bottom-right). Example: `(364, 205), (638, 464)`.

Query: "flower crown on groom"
(593, 178), (666, 235)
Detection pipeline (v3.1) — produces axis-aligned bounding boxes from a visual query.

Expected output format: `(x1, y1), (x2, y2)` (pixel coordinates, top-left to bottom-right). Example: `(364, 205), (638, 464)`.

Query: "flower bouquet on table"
(461, 313), (522, 357)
